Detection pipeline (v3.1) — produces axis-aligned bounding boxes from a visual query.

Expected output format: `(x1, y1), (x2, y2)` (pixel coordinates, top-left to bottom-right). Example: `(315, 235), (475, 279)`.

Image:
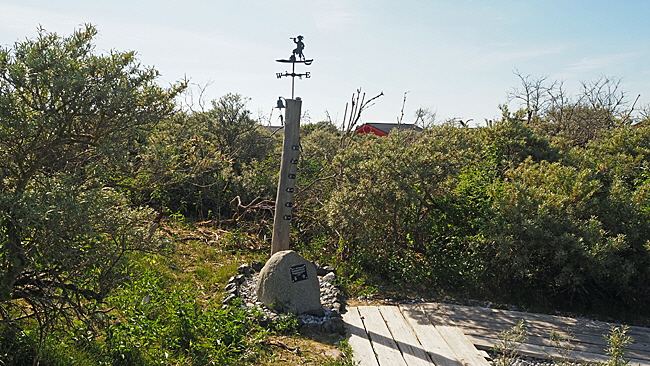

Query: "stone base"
(256, 250), (322, 315)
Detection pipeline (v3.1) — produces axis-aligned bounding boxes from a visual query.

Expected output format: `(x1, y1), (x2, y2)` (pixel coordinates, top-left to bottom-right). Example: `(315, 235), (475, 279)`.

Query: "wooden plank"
(442, 303), (576, 326)
(468, 334), (610, 364)
(464, 326), (611, 359)
(576, 318), (650, 345)
(449, 316), (606, 347)
(343, 307), (380, 366)
(399, 304), (465, 366)
(447, 311), (574, 335)
(359, 306), (408, 366)
(450, 316), (593, 342)
(420, 304), (490, 366)
(442, 303), (650, 346)
(379, 306), (433, 366)
(457, 322), (650, 361)
(346, 302), (650, 366)
(437, 326), (492, 366)
(419, 303), (457, 326)
(439, 303), (576, 332)
(478, 350), (491, 361)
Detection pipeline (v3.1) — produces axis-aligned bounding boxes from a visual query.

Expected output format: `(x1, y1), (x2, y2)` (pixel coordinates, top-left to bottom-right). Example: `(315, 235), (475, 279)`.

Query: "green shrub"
(322, 127), (483, 292)
(132, 93), (279, 221)
(102, 264), (269, 365)
(304, 118), (650, 316)
(604, 326), (632, 366)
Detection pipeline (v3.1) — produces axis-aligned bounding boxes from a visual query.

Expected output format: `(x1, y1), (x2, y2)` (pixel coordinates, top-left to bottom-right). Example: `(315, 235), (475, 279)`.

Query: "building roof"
(355, 122), (423, 136)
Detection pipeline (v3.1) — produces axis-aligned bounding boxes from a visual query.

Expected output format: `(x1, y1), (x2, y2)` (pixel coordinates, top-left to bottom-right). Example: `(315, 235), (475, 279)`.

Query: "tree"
(0, 24), (183, 344)
(199, 93), (267, 162)
(414, 107), (437, 129)
(507, 70), (557, 124)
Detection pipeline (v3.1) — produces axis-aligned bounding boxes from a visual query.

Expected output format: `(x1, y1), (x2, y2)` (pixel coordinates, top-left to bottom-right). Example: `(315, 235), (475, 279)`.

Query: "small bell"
(276, 97), (285, 109)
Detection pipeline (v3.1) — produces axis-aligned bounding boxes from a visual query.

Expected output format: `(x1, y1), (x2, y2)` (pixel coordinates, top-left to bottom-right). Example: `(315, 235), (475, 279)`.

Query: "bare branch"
(339, 88), (384, 147)
(397, 91), (409, 129)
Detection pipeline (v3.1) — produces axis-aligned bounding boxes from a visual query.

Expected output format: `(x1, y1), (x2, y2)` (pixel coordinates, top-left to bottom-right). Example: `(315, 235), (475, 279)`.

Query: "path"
(343, 302), (650, 366)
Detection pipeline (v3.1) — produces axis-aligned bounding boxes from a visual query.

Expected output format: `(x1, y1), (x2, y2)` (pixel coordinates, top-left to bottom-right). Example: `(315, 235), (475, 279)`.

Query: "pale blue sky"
(1, 0), (649, 126)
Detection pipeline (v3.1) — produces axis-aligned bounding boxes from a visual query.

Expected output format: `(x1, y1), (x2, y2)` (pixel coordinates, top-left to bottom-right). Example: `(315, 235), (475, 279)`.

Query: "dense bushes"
(0, 253), (283, 365)
(322, 128), (481, 288)
(130, 93), (279, 221)
(99, 261), (276, 365)
(484, 158), (647, 310)
(0, 26), (286, 365)
(295, 116), (650, 317)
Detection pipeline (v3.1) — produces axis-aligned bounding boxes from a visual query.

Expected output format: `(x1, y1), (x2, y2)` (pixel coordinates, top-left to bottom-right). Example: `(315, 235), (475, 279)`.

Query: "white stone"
(321, 272), (336, 283)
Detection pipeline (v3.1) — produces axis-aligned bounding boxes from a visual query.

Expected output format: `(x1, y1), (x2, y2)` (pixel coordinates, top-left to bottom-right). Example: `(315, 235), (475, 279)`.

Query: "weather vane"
(276, 35), (313, 99)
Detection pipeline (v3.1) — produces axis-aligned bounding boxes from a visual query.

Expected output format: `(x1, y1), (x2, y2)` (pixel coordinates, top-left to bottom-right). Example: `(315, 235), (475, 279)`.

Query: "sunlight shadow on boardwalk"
(344, 305), (489, 366)
(343, 303), (650, 366)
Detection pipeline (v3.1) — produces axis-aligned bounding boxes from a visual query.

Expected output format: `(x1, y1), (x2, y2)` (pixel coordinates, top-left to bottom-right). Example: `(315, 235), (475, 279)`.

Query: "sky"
(1, 0), (649, 127)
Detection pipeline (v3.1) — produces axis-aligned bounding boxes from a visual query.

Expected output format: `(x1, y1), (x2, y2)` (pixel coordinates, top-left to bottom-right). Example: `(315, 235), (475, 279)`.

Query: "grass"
(604, 326), (632, 366)
(548, 327), (578, 366)
(492, 319), (528, 366)
(0, 216), (351, 366)
(131, 219), (355, 365)
(0, 218), (355, 365)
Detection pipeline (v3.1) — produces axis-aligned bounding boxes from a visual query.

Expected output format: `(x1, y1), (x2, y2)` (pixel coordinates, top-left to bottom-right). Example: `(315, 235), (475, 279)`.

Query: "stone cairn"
(223, 260), (347, 335)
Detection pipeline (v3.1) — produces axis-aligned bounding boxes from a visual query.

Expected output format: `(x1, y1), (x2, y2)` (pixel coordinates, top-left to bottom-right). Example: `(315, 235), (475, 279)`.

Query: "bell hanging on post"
(276, 97), (285, 109)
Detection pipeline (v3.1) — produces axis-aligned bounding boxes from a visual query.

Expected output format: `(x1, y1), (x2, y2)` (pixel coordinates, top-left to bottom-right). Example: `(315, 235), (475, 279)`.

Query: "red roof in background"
(355, 123), (423, 136)
(355, 124), (389, 136)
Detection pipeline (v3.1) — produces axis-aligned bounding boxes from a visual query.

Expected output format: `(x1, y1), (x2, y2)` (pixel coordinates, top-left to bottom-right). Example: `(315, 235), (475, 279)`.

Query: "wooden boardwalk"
(343, 302), (650, 366)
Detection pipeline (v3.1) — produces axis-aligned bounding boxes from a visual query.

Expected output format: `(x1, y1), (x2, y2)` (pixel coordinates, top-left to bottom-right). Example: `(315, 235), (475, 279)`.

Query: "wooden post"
(271, 98), (301, 255)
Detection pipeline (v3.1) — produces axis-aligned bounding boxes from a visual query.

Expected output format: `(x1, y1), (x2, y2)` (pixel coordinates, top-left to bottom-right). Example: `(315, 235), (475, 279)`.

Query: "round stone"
(256, 250), (322, 315)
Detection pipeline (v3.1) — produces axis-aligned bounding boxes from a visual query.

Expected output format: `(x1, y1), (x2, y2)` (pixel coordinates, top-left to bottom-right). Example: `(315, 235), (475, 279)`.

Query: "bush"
(102, 264), (268, 365)
(322, 127), (483, 292)
(303, 118), (650, 316)
(132, 94), (279, 221)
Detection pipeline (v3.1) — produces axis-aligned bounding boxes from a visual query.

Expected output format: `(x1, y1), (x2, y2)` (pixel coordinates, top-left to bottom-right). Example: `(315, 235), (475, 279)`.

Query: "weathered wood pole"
(271, 98), (301, 255)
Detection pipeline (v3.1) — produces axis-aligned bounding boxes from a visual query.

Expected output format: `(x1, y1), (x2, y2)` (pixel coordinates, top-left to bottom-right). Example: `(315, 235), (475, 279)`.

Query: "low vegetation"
(493, 322), (635, 366)
(2, 25), (650, 364)
(493, 319), (528, 366)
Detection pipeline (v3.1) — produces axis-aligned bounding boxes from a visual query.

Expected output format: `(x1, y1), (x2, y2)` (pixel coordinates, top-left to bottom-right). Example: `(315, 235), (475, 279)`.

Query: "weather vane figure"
(291, 35), (305, 61)
(276, 35), (313, 98)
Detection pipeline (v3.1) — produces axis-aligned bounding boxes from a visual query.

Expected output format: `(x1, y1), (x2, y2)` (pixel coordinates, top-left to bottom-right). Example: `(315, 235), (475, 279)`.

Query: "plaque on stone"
(290, 264), (308, 283)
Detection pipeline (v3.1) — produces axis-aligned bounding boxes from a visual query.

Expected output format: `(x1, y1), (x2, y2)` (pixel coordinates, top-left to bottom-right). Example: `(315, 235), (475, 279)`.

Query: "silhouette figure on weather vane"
(291, 35), (305, 61)
(277, 35), (313, 65)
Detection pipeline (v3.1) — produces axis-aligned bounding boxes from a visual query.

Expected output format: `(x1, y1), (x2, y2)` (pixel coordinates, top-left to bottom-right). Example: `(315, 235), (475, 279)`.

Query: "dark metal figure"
(291, 35), (305, 61)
